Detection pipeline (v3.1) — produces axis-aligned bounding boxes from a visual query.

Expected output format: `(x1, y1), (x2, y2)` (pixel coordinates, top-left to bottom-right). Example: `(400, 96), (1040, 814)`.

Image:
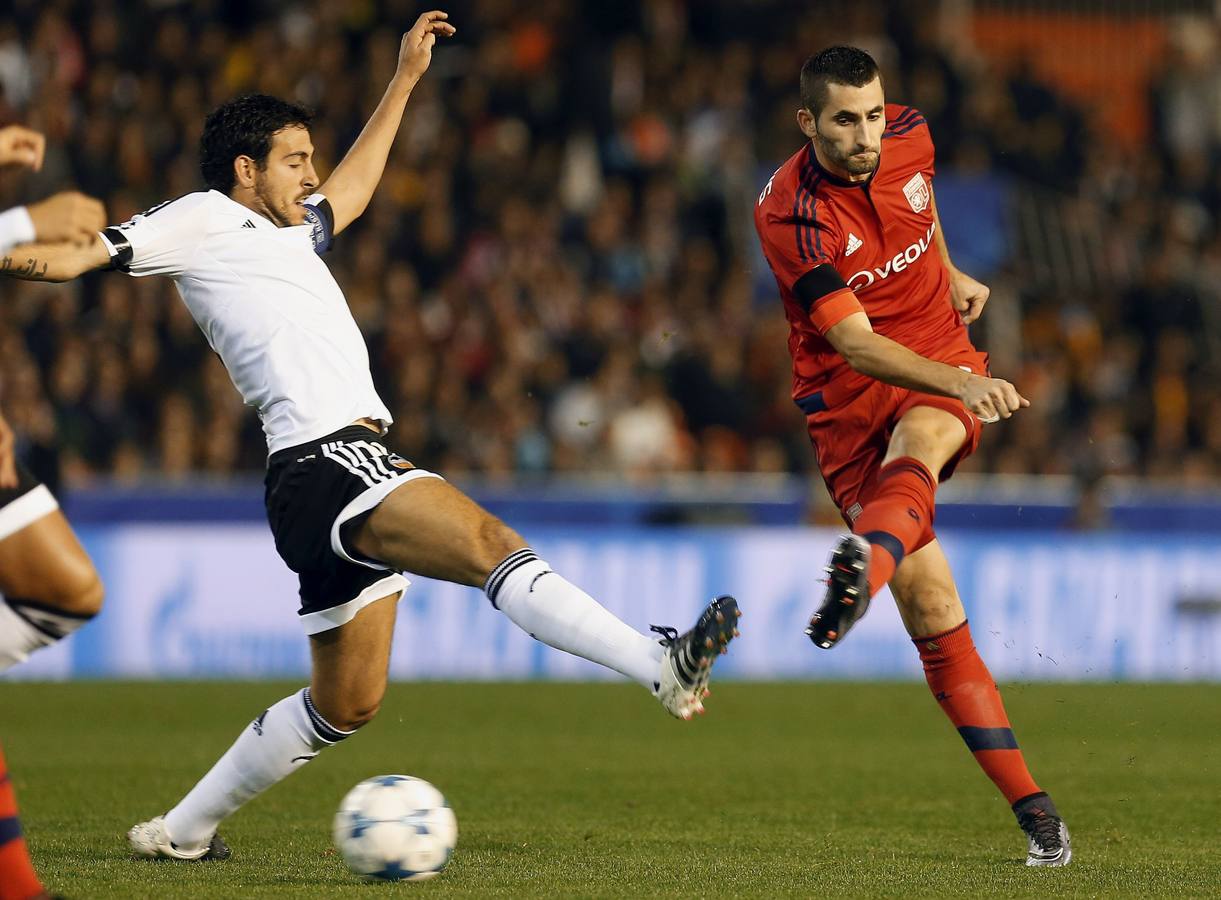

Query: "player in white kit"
(1, 12), (739, 861)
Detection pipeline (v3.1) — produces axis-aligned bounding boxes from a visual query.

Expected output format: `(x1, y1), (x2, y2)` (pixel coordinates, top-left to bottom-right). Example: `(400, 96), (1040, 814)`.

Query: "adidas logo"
(845, 232), (863, 256)
(241, 220), (256, 229)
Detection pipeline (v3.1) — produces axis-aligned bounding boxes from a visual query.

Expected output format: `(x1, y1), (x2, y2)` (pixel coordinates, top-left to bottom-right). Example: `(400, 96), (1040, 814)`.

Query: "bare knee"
(476, 516), (527, 578)
(899, 583), (957, 619)
(312, 687), (386, 733)
(894, 583), (962, 637)
(45, 564), (105, 618)
(336, 697), (383, 732)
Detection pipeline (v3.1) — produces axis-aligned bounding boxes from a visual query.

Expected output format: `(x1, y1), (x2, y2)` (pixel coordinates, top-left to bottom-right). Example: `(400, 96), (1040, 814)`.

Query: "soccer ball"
(332, 775), (458, 881)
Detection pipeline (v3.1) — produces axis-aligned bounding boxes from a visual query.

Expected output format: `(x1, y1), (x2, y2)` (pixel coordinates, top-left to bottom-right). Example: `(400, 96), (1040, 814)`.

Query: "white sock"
(0, 597), (93, 673)
(485, 549), (663, 690)
(163, 687), (352, 849)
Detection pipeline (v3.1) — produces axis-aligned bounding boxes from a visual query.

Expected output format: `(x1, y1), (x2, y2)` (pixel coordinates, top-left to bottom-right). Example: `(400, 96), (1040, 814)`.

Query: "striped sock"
(915, 621), (1042, 804)
(483, 549), (541, 610)
(0, 742), (46, 900)
(485, 548), (663, 689)
(163, 687), (352, 850)
(852, 457), (937, 597)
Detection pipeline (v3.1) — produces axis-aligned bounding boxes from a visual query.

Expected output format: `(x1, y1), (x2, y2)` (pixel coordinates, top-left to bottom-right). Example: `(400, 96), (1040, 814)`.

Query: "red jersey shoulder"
(881, 104), (934, 172)
(754, 145), (842, 283)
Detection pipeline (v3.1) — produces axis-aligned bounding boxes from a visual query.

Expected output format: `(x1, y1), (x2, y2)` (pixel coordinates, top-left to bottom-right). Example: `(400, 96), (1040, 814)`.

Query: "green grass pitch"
(2, 681), (1218, 898)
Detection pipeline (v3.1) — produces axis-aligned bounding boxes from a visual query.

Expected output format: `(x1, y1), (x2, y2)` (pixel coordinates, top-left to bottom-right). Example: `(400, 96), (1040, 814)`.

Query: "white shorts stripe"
(348, 440), (392, 483)
(297, 571), (409, 635)
(367, 446), (399, 481)
(338, 442), (387, 485)
(322, 443), (375, 488)
(361, 440), (400, 482)
(0, 485), (59, 541)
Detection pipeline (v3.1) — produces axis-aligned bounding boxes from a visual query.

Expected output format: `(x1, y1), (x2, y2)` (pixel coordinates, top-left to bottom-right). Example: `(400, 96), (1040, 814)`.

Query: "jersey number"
(757, 176), (775, 206)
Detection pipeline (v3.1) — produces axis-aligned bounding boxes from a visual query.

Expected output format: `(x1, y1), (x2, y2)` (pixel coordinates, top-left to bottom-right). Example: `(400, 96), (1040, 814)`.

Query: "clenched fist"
(0, 125), (46, 171)
(26, 191), (107, 245)
(958, 374), (1029, 423)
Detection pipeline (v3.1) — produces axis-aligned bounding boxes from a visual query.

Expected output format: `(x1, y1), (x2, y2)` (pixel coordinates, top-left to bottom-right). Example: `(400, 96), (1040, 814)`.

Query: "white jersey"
(99, 190), (392, 454)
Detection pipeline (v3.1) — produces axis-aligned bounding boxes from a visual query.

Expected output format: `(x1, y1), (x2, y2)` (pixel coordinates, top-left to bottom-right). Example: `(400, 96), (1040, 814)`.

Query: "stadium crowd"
(0, 0), (1217, 491)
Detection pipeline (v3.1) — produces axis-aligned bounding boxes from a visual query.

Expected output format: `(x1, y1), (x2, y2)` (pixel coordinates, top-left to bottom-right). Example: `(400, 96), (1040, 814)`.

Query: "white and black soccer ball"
(332, 775), (458, 881)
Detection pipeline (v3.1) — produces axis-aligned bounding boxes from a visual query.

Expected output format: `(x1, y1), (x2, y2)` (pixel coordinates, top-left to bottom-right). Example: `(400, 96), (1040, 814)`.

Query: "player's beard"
(814, 130), (879, 177)
(253, 177), (298, 228)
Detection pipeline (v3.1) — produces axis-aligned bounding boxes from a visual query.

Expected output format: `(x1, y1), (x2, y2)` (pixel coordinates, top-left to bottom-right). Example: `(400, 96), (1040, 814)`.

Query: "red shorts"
(797, 344), (990, 527)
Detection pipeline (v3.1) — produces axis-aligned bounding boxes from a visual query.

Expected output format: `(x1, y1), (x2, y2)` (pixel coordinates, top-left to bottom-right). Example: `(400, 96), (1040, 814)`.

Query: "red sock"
(915, 621), (1042, 805)
(0, 743), (46, 900)
(853, 457), (937, 597)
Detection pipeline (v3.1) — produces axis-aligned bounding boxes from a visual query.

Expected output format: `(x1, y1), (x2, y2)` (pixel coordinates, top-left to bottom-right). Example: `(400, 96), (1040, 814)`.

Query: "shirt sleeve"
(0, 205), (35, 255)
(300, 193), (335, 255)
(911, 117), (935, 179)
(99, 193), (210, 277)
(884, 105), (935, 178)
(755, 199), (863, 335)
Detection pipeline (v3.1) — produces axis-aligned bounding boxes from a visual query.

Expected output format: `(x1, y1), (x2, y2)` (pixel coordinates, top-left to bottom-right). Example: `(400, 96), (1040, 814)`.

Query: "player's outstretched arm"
(931, 191), (990, 325)
(826, 311), (1029, 421)
(319, 11), (455, 235)
(1, 190), (109, 280)
(1, 191), (106, 255)
(1, 235), (110, 282)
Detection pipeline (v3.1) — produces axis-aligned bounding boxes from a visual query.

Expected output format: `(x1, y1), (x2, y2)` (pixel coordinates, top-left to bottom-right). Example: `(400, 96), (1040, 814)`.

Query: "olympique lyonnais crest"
(903, 173), (929, 213)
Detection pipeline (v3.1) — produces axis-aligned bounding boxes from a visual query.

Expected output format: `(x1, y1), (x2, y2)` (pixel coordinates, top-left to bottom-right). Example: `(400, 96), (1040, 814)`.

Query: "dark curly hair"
(800, 47), (881, 116)
(199, 94), (314, 193)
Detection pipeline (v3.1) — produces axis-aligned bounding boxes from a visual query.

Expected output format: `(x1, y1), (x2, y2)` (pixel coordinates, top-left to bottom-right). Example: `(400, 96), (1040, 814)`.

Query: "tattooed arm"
(1, 235), (110, 282)
(1, 190), (108, 280)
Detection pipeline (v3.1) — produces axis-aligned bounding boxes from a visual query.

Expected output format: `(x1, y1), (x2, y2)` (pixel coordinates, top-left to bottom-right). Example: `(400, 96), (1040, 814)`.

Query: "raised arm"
(825, 310), (1028, 422)
(320, 11), (455, 234)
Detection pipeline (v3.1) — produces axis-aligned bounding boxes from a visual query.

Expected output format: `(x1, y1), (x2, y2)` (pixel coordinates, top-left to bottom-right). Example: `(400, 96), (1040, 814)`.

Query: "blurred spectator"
(0, 0), (1217, 486)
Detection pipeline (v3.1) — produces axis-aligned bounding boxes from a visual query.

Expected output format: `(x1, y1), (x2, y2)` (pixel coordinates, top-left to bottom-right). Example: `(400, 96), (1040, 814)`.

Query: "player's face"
(253, 126), (320, 228)
(802, 77), (885, 181)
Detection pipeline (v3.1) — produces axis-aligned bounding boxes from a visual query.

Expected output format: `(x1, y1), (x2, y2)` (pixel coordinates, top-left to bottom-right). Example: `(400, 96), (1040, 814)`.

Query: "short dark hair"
(800, 46), (881, 115)
(199, 94), (314, 193)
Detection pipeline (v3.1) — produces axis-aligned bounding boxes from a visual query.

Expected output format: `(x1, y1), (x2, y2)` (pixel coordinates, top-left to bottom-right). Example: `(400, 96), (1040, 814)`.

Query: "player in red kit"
(754, 47), (1071, 866)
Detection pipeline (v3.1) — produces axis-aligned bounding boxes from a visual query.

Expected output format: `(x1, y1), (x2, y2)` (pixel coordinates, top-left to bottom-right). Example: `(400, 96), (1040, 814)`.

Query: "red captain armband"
(809, 289), (863, 334)
(793, 265), (864, 335)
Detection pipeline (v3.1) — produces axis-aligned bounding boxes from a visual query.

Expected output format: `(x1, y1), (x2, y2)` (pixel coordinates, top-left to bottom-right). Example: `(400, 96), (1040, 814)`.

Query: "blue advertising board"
(6, 525), (1220, 682)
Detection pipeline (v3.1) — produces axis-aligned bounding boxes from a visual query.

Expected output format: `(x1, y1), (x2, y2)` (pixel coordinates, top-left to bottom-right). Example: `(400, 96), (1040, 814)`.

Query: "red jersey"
(754, 104), (967, 409)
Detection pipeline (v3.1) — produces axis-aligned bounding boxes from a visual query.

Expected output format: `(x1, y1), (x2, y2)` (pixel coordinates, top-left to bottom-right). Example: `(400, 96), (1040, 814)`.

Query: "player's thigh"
(888, 539), (965, 637)
(309, 592), (399, 729)
(0, 509), (103, 615)
(350, 477), (524, 587)
(805, 383), (893, 523)
(883, 404), (968, 474)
